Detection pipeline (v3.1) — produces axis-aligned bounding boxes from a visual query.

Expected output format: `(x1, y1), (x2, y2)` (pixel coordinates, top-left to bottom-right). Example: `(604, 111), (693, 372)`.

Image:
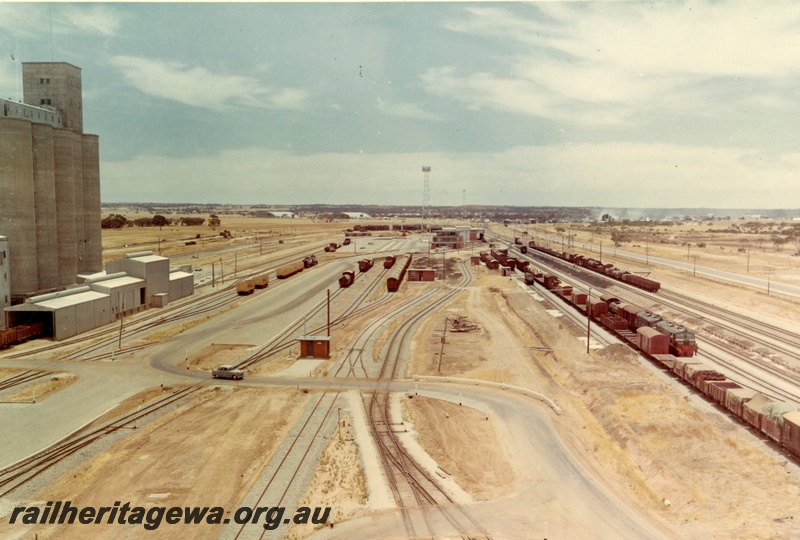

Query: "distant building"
(339, 212), (373, 220)
(431, 226), (484, 249)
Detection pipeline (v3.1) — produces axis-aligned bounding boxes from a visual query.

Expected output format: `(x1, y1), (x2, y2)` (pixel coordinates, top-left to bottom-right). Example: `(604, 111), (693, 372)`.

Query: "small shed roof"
(130, 255), (168, 263)
(36, 290), (108, 310)
(296, 336), (331, 342)
(95, 276), (145, 288)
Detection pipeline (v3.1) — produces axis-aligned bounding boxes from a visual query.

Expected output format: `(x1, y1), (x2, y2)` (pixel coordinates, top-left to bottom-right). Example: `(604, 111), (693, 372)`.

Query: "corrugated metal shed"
(7, 289), (112, 340)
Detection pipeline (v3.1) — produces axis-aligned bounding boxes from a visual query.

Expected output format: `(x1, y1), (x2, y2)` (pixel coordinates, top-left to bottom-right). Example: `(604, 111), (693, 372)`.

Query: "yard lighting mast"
(422, 166), (431, 229)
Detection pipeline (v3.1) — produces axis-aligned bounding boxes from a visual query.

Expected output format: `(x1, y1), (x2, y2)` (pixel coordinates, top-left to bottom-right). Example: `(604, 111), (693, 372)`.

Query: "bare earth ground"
(402, 396), (515, 502)
(400, 257), (800, 538)
(284, 410), (368, 540)
(3, 387), (308, 540)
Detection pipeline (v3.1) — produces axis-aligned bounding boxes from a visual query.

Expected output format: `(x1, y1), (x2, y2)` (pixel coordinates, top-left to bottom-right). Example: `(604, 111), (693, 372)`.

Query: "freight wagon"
(383, 256), (396, 269)
(339, 271), (355, 288)
(0, 322), (46, 349)
(527, 243), (661, 292)
(276, 261), (304, 279)
(236, 278), (257, 295)
(522, 274), (800, 462)
(386, 254), (412, 292)
(358, 259), (374, 272)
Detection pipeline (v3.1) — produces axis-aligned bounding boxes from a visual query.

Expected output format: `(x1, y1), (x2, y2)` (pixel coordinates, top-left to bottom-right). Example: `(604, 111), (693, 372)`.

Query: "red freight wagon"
(638, 327), (669, 355)
(616, 303), (643, 330)
(651, 354), (678, 370)
(587, 298), (609, 319)
(600, 314), (628, 331)
(781, 411), (800, 457)
(761, 402), (800, 443)
(571, 293), (588, 306)
(704, 380), (741, 405)
(742, 393), (772, 431)
(725, 388), (758, 419)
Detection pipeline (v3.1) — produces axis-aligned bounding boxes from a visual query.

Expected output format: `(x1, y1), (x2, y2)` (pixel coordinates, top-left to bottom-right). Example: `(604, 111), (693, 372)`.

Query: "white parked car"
(212, 365), (244, 380)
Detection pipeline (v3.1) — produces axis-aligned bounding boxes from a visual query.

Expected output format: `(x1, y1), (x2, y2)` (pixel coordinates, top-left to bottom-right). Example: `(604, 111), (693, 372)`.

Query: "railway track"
(225, 264), (409, 539)
(0, 384), (206, 497)
(235, 264), (392, 371)
(1, 249), (368, 365)
(365, 261), (492, 539)
(1, 247), (335, 362)
(0, 370), (51, 393)
(227, 390), (342, 540)
(494, 231), (800, 400)
(226, 258), (489, 539)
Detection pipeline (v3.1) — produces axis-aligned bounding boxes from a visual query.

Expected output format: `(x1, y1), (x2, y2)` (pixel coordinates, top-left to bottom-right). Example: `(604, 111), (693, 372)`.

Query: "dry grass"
(4, 373), (76, 402)
(285, 413), (368, 540)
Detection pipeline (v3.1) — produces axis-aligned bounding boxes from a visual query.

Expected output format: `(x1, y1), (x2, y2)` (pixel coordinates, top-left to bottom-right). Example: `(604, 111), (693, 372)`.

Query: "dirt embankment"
(404, 265), (800, 538)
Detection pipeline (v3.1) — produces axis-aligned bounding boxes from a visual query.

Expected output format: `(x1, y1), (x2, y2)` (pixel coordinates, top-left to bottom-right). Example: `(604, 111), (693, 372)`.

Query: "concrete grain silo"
(0, 116), (39, 295)
(31, 123), (59, 290)
(81, 134), (102, 273)
(70, 132), (86, 272)
(1, 61), (102, 302)
(52, 129), (78, 286)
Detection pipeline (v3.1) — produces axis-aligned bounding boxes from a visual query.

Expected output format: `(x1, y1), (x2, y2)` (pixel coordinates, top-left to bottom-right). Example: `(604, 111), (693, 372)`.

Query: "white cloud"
(432, 3), (800, 125)
(109, 56), (311, 111)
(375, 97), (440, 120)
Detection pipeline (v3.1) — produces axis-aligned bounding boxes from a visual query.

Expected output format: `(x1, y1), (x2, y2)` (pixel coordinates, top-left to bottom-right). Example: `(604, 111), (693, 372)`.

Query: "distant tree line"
(101, 214), (212, 229)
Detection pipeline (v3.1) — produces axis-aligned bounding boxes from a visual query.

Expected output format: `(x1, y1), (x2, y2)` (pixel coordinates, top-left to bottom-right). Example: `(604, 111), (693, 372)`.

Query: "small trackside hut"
(297, 336), (330, 359)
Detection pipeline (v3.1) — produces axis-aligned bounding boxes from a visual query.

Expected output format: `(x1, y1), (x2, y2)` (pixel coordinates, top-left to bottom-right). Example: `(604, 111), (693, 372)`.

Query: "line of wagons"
(522, 270), (800, 461)
(509, 237), (661, 293)
(0, 322), (45, 349)
(337, 254), (413, 293)
(236, 255), (318, 295)
(524, 268), (697, 357)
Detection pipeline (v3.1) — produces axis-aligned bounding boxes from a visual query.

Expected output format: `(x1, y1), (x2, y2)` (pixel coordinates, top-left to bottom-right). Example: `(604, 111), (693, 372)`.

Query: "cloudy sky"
(2, 2), (800, 208)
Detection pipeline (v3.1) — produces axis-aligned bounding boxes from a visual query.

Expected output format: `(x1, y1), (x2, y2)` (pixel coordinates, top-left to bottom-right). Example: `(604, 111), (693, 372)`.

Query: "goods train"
(339, 271), (355, 288)
(522, 270), (800, 461)
(523, 266), (696, 357)
(276, 260), (305, 279)
(655, 353), (800, 462)
(526, 242), (661, 292)
(0, 322), (45, 349)
(236, 278), (256, 295)
(303, 255), (318, 268)
(358, 259), (374, 272)
(383, 255), (396, 269)
(236, 273), (270, 295)
(387, 254), (412, 292)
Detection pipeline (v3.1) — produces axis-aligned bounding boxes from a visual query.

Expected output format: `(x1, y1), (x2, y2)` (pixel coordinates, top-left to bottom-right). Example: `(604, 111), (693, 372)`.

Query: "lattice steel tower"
(422, 166), (431, 225)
